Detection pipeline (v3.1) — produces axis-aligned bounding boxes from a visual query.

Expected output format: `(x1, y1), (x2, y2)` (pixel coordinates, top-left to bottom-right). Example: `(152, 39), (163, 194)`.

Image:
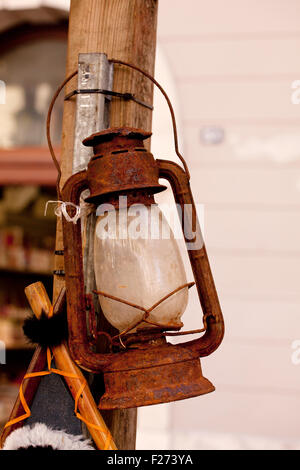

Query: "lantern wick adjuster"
(44, 200), (82, 224)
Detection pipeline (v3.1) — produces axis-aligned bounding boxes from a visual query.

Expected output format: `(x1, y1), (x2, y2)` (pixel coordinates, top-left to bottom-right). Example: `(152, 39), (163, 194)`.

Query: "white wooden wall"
(137, 0), (300, 450)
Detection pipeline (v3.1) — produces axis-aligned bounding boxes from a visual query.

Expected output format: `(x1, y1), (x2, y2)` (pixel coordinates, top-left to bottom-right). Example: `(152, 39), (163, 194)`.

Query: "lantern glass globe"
(94, 203), (188, 332)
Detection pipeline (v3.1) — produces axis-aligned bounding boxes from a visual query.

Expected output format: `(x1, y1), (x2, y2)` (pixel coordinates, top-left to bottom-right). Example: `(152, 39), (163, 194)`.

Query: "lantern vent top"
(82, 127), (151, 155)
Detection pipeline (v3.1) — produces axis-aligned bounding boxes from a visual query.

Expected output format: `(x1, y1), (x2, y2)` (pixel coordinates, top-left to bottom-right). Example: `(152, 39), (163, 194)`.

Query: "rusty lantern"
(61, 127), (224, 410)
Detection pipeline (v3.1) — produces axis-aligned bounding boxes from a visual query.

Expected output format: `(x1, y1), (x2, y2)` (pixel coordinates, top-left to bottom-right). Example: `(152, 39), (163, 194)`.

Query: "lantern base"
(98, 358), (214, 409)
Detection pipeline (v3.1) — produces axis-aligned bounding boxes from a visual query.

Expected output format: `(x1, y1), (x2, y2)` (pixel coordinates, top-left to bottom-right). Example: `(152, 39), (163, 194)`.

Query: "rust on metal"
(82, 127), (166, 205)
(61, 127), (225, 409)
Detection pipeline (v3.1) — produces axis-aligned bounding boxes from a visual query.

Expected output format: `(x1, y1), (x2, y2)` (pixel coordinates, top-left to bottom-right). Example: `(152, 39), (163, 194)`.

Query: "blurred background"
(0, 0), (299, 450)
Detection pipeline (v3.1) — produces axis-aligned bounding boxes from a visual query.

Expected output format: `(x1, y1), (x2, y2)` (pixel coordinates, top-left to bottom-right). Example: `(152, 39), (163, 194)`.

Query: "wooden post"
(53, 0), (159, 450)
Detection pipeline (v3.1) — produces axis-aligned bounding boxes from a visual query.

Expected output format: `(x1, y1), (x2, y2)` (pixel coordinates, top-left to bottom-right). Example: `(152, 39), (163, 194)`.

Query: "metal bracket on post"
(69, 53), (114, 438)
(72, 53), (114, 174)
(71, 53), (113, 300)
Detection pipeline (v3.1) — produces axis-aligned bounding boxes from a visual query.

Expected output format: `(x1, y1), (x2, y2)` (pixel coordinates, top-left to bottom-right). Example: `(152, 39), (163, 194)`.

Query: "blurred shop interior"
(0, 3), (67, 427)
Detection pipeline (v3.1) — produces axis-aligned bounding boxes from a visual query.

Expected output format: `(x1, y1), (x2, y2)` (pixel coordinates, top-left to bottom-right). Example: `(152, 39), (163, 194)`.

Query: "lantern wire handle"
(46, 58), (191, 200)
(111, 59), (191, 180)
(46, 70), (78, 200)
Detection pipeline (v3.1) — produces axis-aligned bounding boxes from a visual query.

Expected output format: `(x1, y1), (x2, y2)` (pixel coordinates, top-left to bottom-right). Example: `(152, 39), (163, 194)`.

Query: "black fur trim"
(23, 311), (68, 347)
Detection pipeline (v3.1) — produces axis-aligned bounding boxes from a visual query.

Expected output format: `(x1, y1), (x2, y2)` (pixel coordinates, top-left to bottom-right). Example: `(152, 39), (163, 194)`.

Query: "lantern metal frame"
(61, 126), (224, 410)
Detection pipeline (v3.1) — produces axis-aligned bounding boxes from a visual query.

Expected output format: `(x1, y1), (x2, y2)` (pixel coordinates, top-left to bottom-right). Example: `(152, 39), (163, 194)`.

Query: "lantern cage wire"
(46, 58), (209, 350)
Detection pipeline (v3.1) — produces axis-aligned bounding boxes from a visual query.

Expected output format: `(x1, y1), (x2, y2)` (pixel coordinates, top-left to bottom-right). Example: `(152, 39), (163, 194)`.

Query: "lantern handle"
(157, 159), (224, 357)
(46, 70), (78, 200)
(47, 59), (191, 198)
(111, 59), (190, 180)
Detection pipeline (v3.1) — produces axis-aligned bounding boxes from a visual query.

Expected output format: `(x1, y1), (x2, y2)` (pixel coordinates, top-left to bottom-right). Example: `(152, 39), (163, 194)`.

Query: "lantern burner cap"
(82, 127), (151, 148)
(82, 127), (166, 204)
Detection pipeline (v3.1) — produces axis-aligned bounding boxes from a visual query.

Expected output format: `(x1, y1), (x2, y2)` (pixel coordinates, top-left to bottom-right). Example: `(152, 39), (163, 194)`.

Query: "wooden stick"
(24, 282), (117, 450)
(0, 286), (69, 447)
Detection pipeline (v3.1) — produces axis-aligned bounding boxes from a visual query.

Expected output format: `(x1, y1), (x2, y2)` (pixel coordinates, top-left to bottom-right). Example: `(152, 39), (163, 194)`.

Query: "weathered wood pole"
(53, 0), (159, 449)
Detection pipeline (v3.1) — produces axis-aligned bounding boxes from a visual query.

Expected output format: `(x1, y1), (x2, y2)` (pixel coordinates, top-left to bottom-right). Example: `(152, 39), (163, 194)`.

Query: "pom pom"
(23, 311), (68, 347)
